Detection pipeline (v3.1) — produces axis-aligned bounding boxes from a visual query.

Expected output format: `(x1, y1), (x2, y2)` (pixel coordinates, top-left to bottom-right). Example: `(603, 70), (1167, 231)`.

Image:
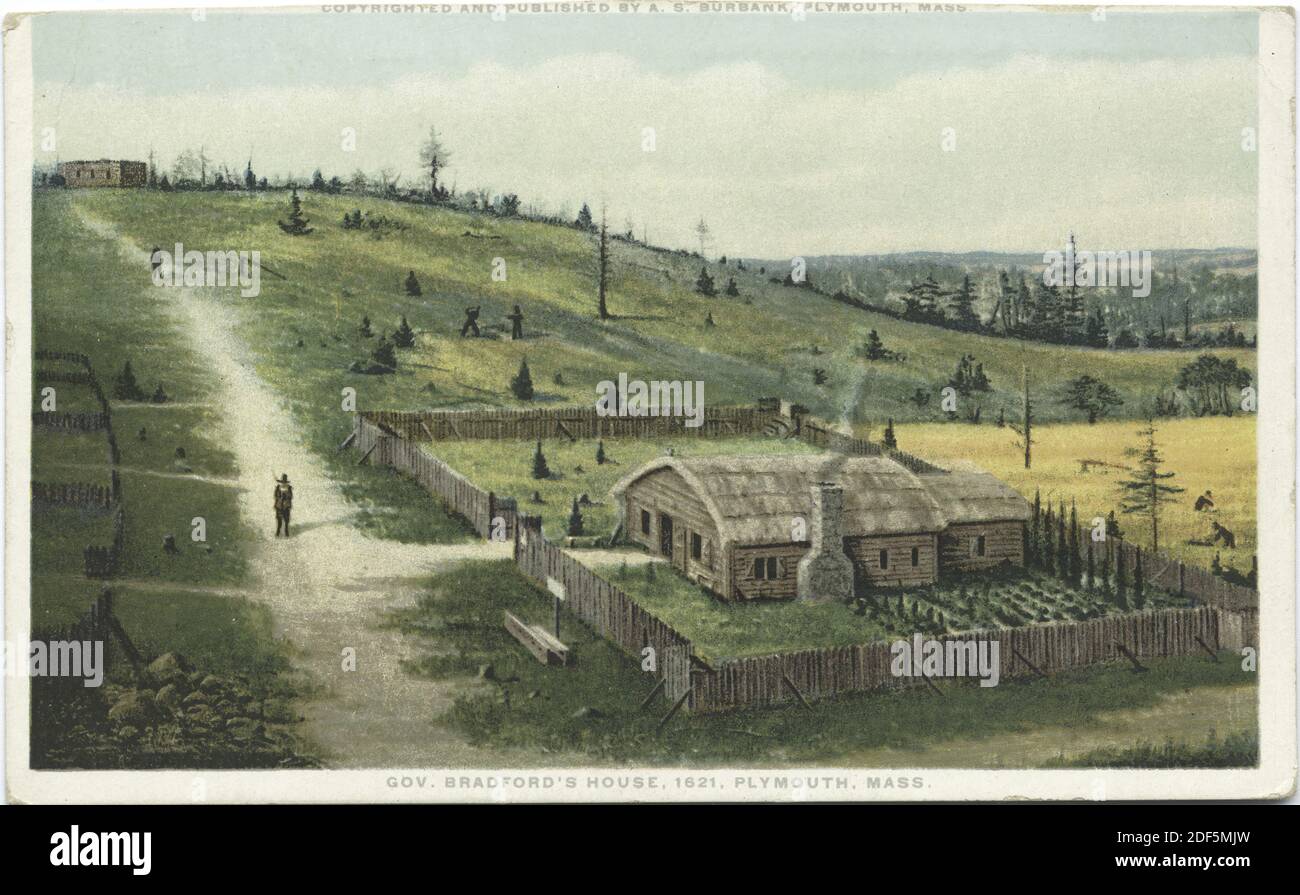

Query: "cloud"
(34, 51), (1256, 255)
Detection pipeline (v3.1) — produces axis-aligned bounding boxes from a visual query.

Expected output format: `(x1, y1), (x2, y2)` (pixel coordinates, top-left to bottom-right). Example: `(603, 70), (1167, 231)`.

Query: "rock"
(225, 717), (259, 738)
(571, 706), (604, 720)
(477, 664), (496, 681)
(155, 684), (183, 714)
(528, 690), (542, 700)
(147, 652), (190, 679)
(108, 691), (152, 727)
(188, 671), (206, 688)
(182, 690), (208, 707)
(185, 704), (219, 727)
(115, 725), (140, 741)
(198, 674), (224, 693)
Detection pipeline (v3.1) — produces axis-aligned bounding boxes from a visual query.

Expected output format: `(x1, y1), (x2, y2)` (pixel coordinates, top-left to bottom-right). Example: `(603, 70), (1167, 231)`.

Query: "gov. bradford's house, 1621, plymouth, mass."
(611, 453), (1031, 602)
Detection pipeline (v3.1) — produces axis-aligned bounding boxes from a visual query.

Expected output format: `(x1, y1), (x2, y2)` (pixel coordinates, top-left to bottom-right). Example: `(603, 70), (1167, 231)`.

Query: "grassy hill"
(45, 188), (1254, 448)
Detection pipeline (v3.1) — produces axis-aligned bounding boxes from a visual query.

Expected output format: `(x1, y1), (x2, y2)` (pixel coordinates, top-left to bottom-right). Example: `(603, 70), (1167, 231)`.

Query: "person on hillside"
(1194, 490), (1215, 512)
(507, 304), (524, 340)
(274, 474), (294, 537)
(460, 305), (481, 337)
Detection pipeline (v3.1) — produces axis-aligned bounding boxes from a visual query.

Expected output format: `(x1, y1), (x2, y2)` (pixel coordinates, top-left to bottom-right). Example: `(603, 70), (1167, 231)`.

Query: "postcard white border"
(3, 3), (1296, 804)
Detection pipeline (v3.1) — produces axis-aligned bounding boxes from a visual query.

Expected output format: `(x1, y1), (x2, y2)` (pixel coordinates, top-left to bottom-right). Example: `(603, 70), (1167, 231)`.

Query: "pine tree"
(596, 213), (610, 320)
(1010, 366), (1034, 468)
(1041, 506), (1055, 574)
(1133, 548), (1145, 609)
(567, 497), (585, 536)
(531, 440), (550, 480)
(725, 277), (739, 297)
(1068, 502), (1082, 584)
(575, 203), (594, 231)
(695, 266), (716, 297)
(1029, 489), (1041, 568)
(277, 188), (314, 235)
(404, 271), (422, 296)
(595, 440), (607, 465)
(1115, 546), (1129, 609)
(882, 419), (897, 450)
(1085, 538), (1096, 591)
(948, 274), (980, 330)
(112, 360), (146, 401)
(360, 315), (373, 337)
(1085, 308), (1110, 348)
(1057, 501), (1069, 579)
(393, 316), (416, 348)
(510, 359), (535, 401)
(1117, 421), (1184, 551)
(1101, 544), (1113, 599)
(862, 329), (887, 361)
(371, 336), (397, 370)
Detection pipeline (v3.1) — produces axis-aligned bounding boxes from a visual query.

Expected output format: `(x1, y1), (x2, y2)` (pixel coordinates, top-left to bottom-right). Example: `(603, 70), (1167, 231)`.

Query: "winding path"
(80, 210), (532, 768)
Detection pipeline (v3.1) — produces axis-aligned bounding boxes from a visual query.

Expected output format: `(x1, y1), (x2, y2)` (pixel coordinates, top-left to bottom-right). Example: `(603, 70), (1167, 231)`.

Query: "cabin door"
(659, 514), (674, 560)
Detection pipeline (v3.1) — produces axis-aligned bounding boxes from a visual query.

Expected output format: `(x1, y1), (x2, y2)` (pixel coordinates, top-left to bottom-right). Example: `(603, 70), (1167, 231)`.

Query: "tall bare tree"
(1010, 365), (1035, 468)
(694, 217), (712, 257)
(597, 209), (611, 320)
(419, 126), (451, 199)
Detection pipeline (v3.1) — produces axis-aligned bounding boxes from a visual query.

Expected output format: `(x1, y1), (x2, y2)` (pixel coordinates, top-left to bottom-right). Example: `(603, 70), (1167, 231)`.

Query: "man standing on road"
(274, 474), (294, 537)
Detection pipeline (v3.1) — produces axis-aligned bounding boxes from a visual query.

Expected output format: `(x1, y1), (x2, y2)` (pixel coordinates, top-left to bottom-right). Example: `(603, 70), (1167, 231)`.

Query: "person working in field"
(274, 474), (294, 537)
(507, 304), (524, 340)
(1194, 490), (1215, 512)
(1211, 520), (1236, 549)
(460, 305), (481, 337)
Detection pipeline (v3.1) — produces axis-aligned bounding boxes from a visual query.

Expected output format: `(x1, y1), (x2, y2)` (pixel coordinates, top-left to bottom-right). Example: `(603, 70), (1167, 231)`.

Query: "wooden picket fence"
(360, 404), (774, 443)
(514, 512), (696, 705)
(797, 415), (946, 474)
(1027, 497), (1258, 612)
(32, 479), (117, 511)
(33, 410), (110, 432)
(354, 416), (509, 538)
(691, 605), (1236, 712)
(29, 587), (142, 695)
(32, 350), (127, 578)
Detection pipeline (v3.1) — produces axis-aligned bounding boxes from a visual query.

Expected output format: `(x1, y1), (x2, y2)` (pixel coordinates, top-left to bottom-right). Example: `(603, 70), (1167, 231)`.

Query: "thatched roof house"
(612, 452), (1029, 602)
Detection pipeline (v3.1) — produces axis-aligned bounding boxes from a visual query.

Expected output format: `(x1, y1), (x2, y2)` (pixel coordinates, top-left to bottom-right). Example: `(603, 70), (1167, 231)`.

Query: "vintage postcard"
(3, 3), (1295, 805)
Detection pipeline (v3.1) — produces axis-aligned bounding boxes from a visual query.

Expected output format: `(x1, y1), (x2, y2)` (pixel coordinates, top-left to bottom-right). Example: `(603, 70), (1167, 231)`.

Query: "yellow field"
(888, 416), (1256, 572)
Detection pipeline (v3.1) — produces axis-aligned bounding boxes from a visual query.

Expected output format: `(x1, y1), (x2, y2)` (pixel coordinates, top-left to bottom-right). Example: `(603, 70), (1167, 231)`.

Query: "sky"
(30, 6), (1260, 257)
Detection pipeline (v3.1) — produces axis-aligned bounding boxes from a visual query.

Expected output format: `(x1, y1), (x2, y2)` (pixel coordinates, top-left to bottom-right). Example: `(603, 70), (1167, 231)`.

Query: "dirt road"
(83, 211), (535, 768)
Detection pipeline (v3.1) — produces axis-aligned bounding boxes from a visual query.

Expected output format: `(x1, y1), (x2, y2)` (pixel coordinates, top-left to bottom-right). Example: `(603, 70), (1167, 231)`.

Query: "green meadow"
(57, 188), (1254, 438)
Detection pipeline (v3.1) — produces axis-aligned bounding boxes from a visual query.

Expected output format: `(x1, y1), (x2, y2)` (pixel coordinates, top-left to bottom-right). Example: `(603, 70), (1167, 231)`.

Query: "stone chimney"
(797, 482), (855, 602)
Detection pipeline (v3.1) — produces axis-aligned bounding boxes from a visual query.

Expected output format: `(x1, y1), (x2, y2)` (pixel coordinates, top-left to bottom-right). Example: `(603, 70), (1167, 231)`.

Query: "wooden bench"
(503, 611), (573, 666)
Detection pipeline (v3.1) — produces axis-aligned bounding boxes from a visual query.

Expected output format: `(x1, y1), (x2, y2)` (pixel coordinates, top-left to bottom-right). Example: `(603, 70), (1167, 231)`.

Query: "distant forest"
(763, 252), (1257, 351)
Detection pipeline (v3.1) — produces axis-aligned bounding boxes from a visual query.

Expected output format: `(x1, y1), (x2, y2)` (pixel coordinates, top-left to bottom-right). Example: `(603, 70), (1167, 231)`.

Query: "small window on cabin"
(691, 533), (703, 561)
(977, 535), (987, 557)
(911, 546), (919, 567)
(640, 510), (651, 535)
(753, 558), (766, 580)
(767, 557), (779, 580)
(879, 549), (889, 570)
